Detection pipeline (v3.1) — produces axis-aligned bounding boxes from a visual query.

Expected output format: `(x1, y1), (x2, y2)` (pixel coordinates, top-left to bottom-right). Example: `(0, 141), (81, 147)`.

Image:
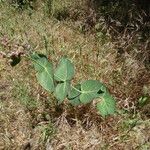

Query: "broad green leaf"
(54, 57), (74, 81)
(96, 93), (116, 117)
(68, 84), (81, 99)
(80, 80), (104, 104)
(30, 53), (54, 92)
(54, 81), (70, 102)
(69, 96), (81, 106)
(68, 84), (81, 106)
(80, 93), (100, 104)
(31, 54), (47, 72)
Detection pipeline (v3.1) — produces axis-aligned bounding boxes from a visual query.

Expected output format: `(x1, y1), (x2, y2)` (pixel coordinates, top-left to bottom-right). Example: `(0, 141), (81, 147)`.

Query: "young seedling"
(2, 51), (116, 117)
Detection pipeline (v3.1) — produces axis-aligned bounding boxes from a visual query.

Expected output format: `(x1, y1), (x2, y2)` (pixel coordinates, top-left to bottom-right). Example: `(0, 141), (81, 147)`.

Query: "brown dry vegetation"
(0, 0), (150, 150)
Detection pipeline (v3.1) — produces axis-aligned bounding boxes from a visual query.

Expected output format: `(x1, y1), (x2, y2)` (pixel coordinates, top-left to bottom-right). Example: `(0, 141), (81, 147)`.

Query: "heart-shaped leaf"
(80, 80), (104, 104)
(54, 57), (74, 81)
(96, 92), (116, 117)
(68, 84), (81, 106)
(31, 53), (54, 92)
(54, 81), (70, 102)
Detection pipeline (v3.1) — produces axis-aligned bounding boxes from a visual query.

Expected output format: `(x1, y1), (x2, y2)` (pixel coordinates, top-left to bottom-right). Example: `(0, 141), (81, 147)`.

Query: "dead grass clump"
(49, 112), (150, 150)
(0, 88), (32, 149)
(51, 113), (104, 150)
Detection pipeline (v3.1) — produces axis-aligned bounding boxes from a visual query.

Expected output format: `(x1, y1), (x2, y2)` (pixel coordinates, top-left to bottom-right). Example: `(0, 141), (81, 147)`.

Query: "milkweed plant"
(0, 51), (116, 117)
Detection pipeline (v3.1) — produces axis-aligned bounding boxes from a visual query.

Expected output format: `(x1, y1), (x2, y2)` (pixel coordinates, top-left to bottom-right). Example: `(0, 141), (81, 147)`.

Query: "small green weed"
(2, 51), (116, 117)
(40, 121), (56, 142)
(138, 96), (149, 108)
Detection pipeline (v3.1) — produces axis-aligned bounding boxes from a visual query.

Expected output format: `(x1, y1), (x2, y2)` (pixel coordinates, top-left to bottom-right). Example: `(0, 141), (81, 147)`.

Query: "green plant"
(138, 96), (149, 108)
(1, 51), (116, 117)
(40, 121), (56, 142)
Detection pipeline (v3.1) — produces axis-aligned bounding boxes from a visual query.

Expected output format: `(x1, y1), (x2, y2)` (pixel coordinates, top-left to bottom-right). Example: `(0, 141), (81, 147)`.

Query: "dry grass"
(0, 1), (150, 150)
